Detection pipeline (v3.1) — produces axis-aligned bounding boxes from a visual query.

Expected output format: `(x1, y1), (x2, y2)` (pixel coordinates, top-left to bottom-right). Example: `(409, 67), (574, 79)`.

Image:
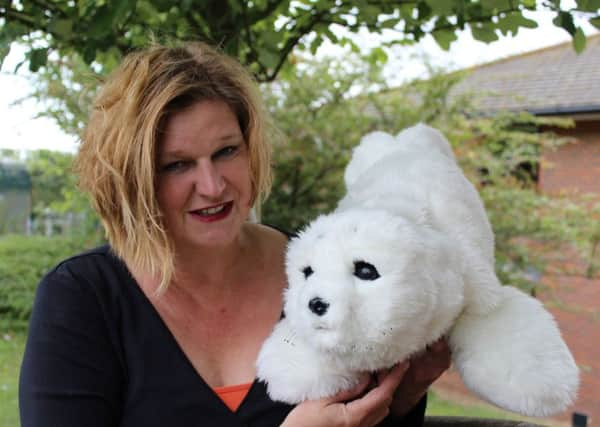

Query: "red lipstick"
(189, 201), (233, 222)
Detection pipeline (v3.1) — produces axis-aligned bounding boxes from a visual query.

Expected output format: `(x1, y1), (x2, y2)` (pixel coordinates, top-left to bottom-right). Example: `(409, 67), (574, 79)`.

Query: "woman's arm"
(19, 264), (123, 427)
(389, 338), (451, 419)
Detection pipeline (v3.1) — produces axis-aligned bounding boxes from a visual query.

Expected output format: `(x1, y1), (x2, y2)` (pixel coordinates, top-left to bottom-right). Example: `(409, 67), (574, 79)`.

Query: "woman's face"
(156, 99), (253, 251)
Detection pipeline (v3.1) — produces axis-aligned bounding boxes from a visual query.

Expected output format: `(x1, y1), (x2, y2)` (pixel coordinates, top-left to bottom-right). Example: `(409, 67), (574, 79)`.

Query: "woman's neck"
(169, 222), (258, 293)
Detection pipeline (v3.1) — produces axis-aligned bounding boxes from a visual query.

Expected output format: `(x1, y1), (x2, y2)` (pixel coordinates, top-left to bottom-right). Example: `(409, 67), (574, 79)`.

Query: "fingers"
(325, 374), (372, 404)
(418, 338), (451, 381)
(375, 359), (410, 385)
(357, 402), (391, 427)
(427, 337), (448, 352)
(376, 360), (410, 391)
(286, 363), (412, 427)
(346, 361), (409, 415)
(376, 360), (411, 396)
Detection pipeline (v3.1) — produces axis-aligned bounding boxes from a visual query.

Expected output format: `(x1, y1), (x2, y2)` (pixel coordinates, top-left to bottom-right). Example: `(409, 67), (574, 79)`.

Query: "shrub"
(0, 235), (95, 330)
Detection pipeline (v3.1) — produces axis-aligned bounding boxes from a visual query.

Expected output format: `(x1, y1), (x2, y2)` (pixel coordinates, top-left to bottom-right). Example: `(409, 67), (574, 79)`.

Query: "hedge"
(0, 235), (94, 330)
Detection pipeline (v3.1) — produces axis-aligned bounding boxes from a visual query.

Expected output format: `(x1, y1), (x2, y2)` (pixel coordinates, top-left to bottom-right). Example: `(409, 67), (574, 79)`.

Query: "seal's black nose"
(308, 297), (329, 316)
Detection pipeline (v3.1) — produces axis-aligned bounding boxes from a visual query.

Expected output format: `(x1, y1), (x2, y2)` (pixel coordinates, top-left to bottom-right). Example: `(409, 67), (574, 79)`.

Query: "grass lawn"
(0, 331), (24, 427)
(428, 390), (528, 419)
(427, 388), (567, 427)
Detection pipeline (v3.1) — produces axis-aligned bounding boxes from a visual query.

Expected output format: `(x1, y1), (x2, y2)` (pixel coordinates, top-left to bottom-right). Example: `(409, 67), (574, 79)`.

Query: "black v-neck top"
(19, 244), (426, 426)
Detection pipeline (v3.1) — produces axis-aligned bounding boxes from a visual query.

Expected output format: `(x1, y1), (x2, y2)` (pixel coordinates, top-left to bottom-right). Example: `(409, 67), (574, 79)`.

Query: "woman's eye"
(214, 145), (239, 159)
(302, 266), (314, 279)
(160, 161), (188, 173)
(353, 261), (380, 281)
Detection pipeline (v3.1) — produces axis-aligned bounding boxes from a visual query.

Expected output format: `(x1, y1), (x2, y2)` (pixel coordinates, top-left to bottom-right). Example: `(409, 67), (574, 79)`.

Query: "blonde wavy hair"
(76, 42), (273, 292)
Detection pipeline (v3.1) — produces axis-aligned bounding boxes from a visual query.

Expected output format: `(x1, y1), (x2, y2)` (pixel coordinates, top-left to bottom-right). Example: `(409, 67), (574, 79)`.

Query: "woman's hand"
(281, 361), (410, 427)
(388, 338), (451, 417)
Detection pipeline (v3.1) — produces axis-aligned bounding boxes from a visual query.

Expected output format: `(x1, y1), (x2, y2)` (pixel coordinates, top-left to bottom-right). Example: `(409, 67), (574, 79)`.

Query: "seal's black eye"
(302, 266), (314, 279)
(353, 261), (380, 281)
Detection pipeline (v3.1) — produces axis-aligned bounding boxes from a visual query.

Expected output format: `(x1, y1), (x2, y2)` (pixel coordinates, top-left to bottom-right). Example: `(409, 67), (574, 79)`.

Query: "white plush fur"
(256, 124), (579, 416)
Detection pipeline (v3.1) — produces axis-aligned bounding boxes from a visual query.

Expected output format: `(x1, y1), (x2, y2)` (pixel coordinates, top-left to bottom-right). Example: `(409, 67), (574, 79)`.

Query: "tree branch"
(27, 0), (69, 18)
(2, 7), (37, 27)
(240, 2), (267, 78)
(247, 0), (287, 25)
(260, 8), (330, 82)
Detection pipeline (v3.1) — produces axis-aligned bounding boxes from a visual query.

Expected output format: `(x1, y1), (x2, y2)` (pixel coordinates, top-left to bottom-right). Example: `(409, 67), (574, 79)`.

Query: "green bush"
(0, 235), (95, 330)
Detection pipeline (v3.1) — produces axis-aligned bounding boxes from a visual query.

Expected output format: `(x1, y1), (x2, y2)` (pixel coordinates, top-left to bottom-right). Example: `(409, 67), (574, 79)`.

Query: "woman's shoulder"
(51, 243), (120, 272)
(33, 244), (140, 333)
(248, 223), (295, 252)
(244, 223), (291, 267)
(258, 223), (297, 240)
(42, 244), (130, 292)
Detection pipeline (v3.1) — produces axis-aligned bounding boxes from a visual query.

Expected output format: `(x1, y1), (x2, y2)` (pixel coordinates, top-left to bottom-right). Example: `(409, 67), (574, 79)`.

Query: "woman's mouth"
(189, 201), (233, 222)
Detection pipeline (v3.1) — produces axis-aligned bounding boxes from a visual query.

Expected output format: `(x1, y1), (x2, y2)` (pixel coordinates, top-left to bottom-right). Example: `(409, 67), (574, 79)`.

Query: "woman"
(19, 42), (450, 426)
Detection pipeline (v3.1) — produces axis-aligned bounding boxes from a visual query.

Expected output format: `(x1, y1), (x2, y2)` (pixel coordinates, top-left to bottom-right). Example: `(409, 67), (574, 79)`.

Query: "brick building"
(435, 34), (600, 425)
(452, 33), (600, 198)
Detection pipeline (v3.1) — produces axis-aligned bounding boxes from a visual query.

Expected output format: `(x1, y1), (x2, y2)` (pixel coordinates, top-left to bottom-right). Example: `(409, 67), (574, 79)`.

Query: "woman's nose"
(194, 161), (226, 197)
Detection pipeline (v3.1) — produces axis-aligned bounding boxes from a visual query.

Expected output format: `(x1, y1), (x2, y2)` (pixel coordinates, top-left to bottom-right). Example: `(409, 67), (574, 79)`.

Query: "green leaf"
(367, 47), (388, 65)
(471, 24), (499, 43)
(432, 29), (457, 50)
(358, 4), (383, 22)
(82, 46), (97, 64)
(261, 29), (282, 49)
(590, 17), (600, 30)
(572, 27), (586, 53)
(399, 4), (416, 21)
(179, 0), (194, 12)
(324, 28), (339, 44)
(78, 0), (98, 17)
(28, 48), (48, 72)
(380, 18), (400, 29)
(0, 44), (10, 70)
(110, 0), (137, 27)
(553, 11), (576, 35)
(575, 0), (600, 12)
(152, 0), (174, 12)
(480, 0), (511, 11)
(425, 0), (455, 15)
(0, 30), (13, 70)
(309, 35), (323, 55)
(48, 18), (74, 39)
(340, 38), (361, 53)
(417, 1), (433, 20)
(226, 0), (242, 14)
(497, 11), (538, 36)
(87, 4), (125, 38)
(516, 14), (538, 29)
(257, 46), (280, 70)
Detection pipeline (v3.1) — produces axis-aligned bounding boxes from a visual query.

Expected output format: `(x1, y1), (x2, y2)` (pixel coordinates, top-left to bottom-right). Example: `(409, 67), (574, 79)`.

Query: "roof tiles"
(452, 33), (600, 115)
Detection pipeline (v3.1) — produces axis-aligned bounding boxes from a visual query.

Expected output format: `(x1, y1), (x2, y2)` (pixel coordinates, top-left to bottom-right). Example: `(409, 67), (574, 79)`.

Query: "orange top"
(213, 382), (253, 412)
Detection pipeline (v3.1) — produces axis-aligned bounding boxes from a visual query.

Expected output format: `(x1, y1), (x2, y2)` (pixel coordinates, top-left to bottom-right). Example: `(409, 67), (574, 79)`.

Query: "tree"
(263, 52), (594, 294)
(262, 53), (397, 231)
(16, 52), (101, 136)
(25, 150), (101, 238)
(1, 0), (599, 81)
(3, 1), (599, 140)
(25, 150), (76, 214)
